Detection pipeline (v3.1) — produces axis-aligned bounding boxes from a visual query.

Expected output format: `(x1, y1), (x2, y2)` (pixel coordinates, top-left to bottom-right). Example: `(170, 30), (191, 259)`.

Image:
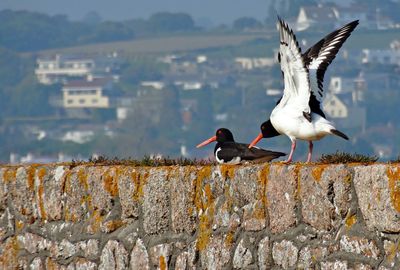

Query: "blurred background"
(0, 0), (399, 163)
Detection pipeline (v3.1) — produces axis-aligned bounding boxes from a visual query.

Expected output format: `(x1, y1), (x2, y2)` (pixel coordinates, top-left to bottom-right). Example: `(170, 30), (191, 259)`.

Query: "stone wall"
(0, 163), (399, 269)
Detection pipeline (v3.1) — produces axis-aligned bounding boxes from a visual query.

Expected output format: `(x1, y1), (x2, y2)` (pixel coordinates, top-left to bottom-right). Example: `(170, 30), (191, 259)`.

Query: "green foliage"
(4, 76), (57, 117)
(148, 12), (196, 33)
(318, 151), (379, 164)
(82, 21), (134, 43)
(69, 155), (213, 167)
(120, 57), (166, 86)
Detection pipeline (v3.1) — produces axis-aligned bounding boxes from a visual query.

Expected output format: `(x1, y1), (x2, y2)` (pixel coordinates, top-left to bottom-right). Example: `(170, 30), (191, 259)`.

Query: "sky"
(0, 0), (271, 25)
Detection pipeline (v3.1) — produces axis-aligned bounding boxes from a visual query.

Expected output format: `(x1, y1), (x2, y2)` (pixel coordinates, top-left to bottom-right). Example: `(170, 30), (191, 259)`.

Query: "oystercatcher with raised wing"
(249, 18), (359, 163)
(197, 128), (285, 164)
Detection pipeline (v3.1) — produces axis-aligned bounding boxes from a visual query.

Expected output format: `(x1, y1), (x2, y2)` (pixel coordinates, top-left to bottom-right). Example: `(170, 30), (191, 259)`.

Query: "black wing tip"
(331, 129), (349, 140)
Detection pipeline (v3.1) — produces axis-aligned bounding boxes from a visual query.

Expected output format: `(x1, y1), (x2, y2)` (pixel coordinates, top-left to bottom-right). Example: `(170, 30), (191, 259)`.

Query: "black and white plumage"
(249, 18), (358, 163)
(197, 128), (285, 164)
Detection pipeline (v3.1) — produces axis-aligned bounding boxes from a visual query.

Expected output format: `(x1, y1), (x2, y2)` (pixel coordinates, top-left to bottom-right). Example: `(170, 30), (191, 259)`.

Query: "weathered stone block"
(233, 238), (253, 269)
(272, 240), (299, 269)
(320, 260), (348, 270)
(99, 240), (128, 270)
(200, 234), (233, 269)
(267, 165), (298, 233)
(36, 166), (66, 221)
(242, 200), (266, 231)
(0, 169), (9, 212)
(130, 238), (150, 270)
(149, 243), (173, 269)
(175, 241), (197, 270)
(117, 167), (141, 220)
(258, 236), (271, 270)
(30, 257), (43, 270)
(143, 168), (170, 234)
(229, 165), (260, 206)
(339, 235), (380, 260)
(298, 246), (329, 269)
(64, 166), (90, 222)
(300, 165), (352, 231)
(353, 164), (400, 232)
(74, 258), (97, 270)
(170, 167), (197, 234)
(11, 167), (37, 221)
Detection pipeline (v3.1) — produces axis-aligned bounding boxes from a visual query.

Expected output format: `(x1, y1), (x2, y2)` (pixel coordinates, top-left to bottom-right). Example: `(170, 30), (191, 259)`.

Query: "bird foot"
(283, 159), (292, 164)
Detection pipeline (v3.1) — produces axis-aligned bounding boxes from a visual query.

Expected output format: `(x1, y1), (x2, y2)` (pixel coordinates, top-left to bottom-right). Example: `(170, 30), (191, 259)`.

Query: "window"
(79, 99), (85, 104)
(330, 100), (336, 106)
(92, 99), (98, 104)
(67, 99), (73, 104)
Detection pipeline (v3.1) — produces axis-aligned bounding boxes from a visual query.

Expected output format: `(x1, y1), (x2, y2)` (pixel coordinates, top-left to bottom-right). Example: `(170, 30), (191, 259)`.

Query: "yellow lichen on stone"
(196, 179), (215, 251)
(46, 257), (59, 270)
(257, 164), (270, 207)
(345, 214), (357, 228)
(131, 169), (149, 202)
(225, 231), (235, 246)
(194, 166), (212, 211)
(293, 164), (302, 199)
(3, 168), (17, 183)
(386, 241), (399, 262)
(88, 209), (104, 234)
(159, 256), (167, 270)
(103, 220), (125, 233)
(77, 168), (88, 191)
(0, 236), (19, 269)
(26, 166), (36, 191)
(311, 165), (328, 182)
(37, 167), (47, 220)
(386, 166), (400, 212)
(220, 164), (236, 179)
(196, 203), (214, 251)
(103, 169), (118, 197)
(15, 220), (24, 231)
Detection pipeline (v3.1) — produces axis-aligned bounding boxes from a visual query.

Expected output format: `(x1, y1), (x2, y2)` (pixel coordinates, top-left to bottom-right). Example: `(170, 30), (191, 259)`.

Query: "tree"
(148, 12), (196, 33)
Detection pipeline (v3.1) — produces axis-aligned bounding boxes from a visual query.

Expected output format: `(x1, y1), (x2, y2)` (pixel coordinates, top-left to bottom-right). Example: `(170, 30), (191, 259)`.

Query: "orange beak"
(248, 133), (263, 148)
(196, 135), (217, 148)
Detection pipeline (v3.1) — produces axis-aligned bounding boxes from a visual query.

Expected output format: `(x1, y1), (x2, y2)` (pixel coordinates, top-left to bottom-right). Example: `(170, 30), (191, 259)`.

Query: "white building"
(35, 53), (120, 85)
(235, 57), (275, 70)
(62, 77), (113, 108)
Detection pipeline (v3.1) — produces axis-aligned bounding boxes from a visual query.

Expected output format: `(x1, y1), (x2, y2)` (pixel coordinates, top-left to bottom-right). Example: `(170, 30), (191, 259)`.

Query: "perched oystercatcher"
(249, 18), (359, 163)
(197, 128), (285, 164)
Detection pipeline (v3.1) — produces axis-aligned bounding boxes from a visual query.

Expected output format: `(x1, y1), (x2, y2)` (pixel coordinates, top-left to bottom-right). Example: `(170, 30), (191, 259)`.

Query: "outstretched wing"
(277, 17), (310, 114)
(303, 20), (359, 113)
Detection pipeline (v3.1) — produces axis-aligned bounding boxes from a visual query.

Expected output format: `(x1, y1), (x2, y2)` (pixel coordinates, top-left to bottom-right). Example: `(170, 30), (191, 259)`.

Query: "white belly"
(271, 108), (335, 141)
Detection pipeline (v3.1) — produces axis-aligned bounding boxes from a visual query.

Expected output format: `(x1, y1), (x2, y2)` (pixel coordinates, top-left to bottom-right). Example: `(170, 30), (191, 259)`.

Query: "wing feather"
(277, 17), (310, 113)
(303, 20), (359, 107)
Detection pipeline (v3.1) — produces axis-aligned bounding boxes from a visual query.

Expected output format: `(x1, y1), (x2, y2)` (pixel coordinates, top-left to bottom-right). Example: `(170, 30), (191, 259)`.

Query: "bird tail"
(330, 129), (349, 140)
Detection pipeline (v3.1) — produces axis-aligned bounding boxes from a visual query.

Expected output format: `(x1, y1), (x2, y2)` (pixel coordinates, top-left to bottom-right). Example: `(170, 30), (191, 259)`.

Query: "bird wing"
(303, 20), (359, 109)
(218, 142), (285, 161)
(277, 17), (311, 114)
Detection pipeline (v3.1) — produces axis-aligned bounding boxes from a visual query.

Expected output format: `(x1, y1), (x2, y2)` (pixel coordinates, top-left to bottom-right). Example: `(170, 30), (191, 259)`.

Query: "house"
(323, 92), (366, 131)
(296, 5), (339, 31)
(361, 49), (400, 66)
(62, 76), (114, 108)
(235, 57), (275, 70)
(35, 53), (120, 85)
(140, 81), (165, 90)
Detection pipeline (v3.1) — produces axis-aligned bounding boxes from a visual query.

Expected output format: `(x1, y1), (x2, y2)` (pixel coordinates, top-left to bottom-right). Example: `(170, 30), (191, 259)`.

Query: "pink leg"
(307, 141), (313, 162)
(285, 140), (296, 163)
